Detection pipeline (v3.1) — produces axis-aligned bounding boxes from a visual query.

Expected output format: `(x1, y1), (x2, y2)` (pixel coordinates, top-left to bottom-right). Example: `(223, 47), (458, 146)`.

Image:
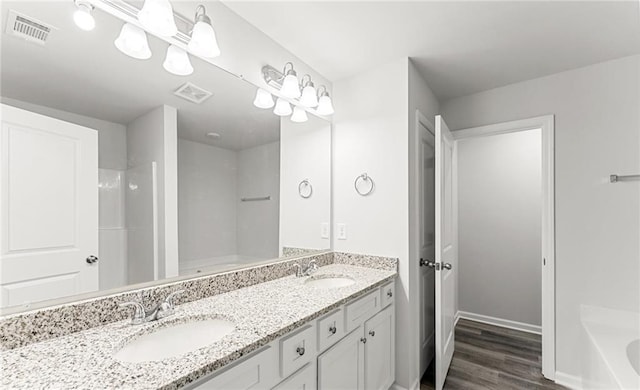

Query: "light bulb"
(316, 94), (334, 116)
(253, 88), (275, 109)
(138, 0), (178, 37)
(280, 73), (301, 99)
(291, 106), (308, 123)
(273, 98), (292, 116)
(73, 2), (95, 31)
(114, 23), (152, 60)
(299, 84), (318, 107)
(163, 45), (193, 76)
(188, 6), (221, 58)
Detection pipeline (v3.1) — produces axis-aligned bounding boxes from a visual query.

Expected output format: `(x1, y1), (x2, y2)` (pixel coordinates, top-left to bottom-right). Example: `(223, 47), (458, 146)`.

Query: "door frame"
(452, 115), (556, 380)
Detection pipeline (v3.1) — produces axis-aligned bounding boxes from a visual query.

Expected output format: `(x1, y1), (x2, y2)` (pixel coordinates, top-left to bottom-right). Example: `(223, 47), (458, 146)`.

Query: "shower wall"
(177, 139), (280, 273)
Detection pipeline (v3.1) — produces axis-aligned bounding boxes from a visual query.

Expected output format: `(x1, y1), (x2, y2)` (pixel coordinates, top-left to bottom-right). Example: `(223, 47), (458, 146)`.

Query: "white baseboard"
(456, 310), (542, 335)
(555, 371), (582, 390)
(390, 378), (420, 390)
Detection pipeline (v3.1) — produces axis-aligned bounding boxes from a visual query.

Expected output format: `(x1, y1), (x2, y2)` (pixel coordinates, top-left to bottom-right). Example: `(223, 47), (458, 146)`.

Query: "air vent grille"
(5, 10), (55, 45)
(173, 82), (213, 104)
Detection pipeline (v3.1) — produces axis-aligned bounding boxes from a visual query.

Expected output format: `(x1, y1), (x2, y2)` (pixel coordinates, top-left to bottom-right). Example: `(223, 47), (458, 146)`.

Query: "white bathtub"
(581, 305), (640, 390)
(179, 254), (268, 276)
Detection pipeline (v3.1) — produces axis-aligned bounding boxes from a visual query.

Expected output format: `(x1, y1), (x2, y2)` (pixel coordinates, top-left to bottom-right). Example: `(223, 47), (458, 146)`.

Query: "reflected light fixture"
(253, 88), (275, 109)
(188, 5), (221, 58)
(163, 45), (193, 76)
(73, 0), (95, 31)
(316, 86), (334, 116)
(138, 0), (178, 37)
(273, 98), (292, 116)
(114, 23), (152, 60)
(299, 75), (318, 108)
(291, 106), (308, 123)
(280, 62), (301, 99)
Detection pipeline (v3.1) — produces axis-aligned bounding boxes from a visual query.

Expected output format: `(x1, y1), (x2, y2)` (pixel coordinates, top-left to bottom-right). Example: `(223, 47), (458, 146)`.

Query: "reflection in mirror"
(0, 1), (331, 312)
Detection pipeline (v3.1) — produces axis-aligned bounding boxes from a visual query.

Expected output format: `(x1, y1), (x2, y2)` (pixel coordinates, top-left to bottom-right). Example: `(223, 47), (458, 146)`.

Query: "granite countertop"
(1, 264), (396, 390)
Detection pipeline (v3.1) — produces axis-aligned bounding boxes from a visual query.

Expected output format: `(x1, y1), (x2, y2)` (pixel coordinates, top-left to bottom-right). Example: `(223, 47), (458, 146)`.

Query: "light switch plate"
(337, 223), (347, 240)
(321, 223), (330, 239)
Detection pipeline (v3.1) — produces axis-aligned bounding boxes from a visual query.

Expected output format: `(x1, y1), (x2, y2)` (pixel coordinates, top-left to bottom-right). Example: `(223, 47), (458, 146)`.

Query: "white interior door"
(0, 104), (99, 308)
(418, 120), (436, 376)
(434, 115), (457, 390)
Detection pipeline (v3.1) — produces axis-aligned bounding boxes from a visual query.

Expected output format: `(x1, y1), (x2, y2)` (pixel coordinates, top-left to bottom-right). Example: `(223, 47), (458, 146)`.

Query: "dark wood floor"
(420, 319), (567, 390)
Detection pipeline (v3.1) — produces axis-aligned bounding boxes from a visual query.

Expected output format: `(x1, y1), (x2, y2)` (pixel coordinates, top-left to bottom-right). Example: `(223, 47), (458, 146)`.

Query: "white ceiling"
(1, 1), (280, 150)
(224, 1), (640, 101)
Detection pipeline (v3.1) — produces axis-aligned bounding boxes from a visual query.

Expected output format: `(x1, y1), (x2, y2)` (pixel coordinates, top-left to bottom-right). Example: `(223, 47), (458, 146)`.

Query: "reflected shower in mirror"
(0, 1), (331, 312)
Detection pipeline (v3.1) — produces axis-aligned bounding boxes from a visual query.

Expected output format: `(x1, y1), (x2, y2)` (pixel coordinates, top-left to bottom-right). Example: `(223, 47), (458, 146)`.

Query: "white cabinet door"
(0, 104), (98, 308)
(273, 363), (316, 390)
(317, 327), (364, 390)
(363, 306), (394, 390)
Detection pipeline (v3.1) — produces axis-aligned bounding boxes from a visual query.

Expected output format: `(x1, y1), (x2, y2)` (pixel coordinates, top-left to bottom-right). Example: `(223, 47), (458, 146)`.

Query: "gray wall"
(441, 55), (640, 380)
(457, 129), (541, 326)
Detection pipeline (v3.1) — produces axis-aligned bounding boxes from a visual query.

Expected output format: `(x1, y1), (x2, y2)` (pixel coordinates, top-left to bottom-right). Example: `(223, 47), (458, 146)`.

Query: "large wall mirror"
(0, 1), (331, 312)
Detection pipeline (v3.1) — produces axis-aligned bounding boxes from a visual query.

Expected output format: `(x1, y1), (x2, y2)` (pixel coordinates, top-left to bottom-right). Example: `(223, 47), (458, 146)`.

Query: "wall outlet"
(337, 223), (347, 240)
(321, 223), (330, 239)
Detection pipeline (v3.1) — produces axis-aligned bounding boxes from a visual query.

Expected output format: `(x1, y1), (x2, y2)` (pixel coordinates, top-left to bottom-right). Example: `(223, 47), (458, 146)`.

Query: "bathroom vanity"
(0, 255), (397, 389)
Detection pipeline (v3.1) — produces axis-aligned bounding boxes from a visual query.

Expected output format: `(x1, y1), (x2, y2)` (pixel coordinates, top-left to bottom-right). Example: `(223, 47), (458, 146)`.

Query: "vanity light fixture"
(187, 5), (220, 58)
(138, 0), (178, 37)
(299, 75), (318, 108)
(273, 97), (293, 116)
(253, 88), (275, 109)
(280, 62), (301, 99)
(316, 86), (335, 116)
(163, 44), (193, 76)
(73, 0), (95, 31)
(291, 106), (308, 123)
(114, 23), (152, 60)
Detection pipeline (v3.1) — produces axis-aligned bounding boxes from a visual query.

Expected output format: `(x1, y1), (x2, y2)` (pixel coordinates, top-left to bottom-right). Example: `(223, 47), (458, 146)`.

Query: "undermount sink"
(304, 275), (355, 289)
(114, 318), (235, 363)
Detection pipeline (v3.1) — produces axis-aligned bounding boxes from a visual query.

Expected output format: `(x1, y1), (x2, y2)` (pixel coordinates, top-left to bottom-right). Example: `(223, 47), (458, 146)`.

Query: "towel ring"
(354, 173), (375, 196)
(299, 179), (313, 199)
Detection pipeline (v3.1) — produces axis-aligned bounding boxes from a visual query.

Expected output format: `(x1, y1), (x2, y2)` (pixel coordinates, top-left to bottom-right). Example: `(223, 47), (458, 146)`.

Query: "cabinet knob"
(296, 347), (305, 356)
(369, 330), (375, 337)
(86, 255), (99, 264)
(386, 290), (393, 298)
(360, 337), (367, 344)
(329, 325), (337, 334)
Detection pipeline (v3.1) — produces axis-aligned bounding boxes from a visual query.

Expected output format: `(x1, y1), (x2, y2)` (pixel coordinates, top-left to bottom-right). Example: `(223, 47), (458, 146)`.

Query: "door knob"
(420, 258), (436, 268)
(86, 255), (99, 264)
(442, 263), (452, 270)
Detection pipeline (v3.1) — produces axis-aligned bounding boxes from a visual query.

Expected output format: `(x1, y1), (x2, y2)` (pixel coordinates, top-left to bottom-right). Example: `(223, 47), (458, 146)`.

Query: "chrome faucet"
(119, 290), (184, 325)
(292, 259), (318, 277)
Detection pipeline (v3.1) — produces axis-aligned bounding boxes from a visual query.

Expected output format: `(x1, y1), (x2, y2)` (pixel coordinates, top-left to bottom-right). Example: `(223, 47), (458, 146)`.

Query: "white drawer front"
(191, 345), (277, 390)
(380, 281), (395, 308)
(317, 308), (345, 352)
(345, 290), (380, 332)
(272, 362), (317, 390)
(280, 324), (316, 378)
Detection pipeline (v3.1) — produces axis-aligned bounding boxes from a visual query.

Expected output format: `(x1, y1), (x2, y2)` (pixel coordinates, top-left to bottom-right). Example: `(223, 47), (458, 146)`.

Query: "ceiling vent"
(5, 10), (55, 45)
(173, 82), (213, 104)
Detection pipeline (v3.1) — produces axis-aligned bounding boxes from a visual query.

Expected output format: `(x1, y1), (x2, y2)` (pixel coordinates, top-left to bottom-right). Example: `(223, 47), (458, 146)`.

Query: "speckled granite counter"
(1, 264), (396, 390)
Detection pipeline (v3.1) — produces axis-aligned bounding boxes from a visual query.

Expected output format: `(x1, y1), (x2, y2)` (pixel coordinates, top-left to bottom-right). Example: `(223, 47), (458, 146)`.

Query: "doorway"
(415, 113), (556, 388)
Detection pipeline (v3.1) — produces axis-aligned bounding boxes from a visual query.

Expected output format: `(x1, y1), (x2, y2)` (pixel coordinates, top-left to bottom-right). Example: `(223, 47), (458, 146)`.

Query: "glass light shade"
(138, 0), (178, 37)
(73, 5), (95, 31)
(316, 95), (334, 116)
(280, 74), (301, 99)
(299, 85), (318, 107)
(163, 45), (193, 76)
(188, 21), (221, 58)
(114, 23), (151, 60)
(253, 88), (274, 109)
(291, 106), (308, 123)
(273, 98), (292, 116)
